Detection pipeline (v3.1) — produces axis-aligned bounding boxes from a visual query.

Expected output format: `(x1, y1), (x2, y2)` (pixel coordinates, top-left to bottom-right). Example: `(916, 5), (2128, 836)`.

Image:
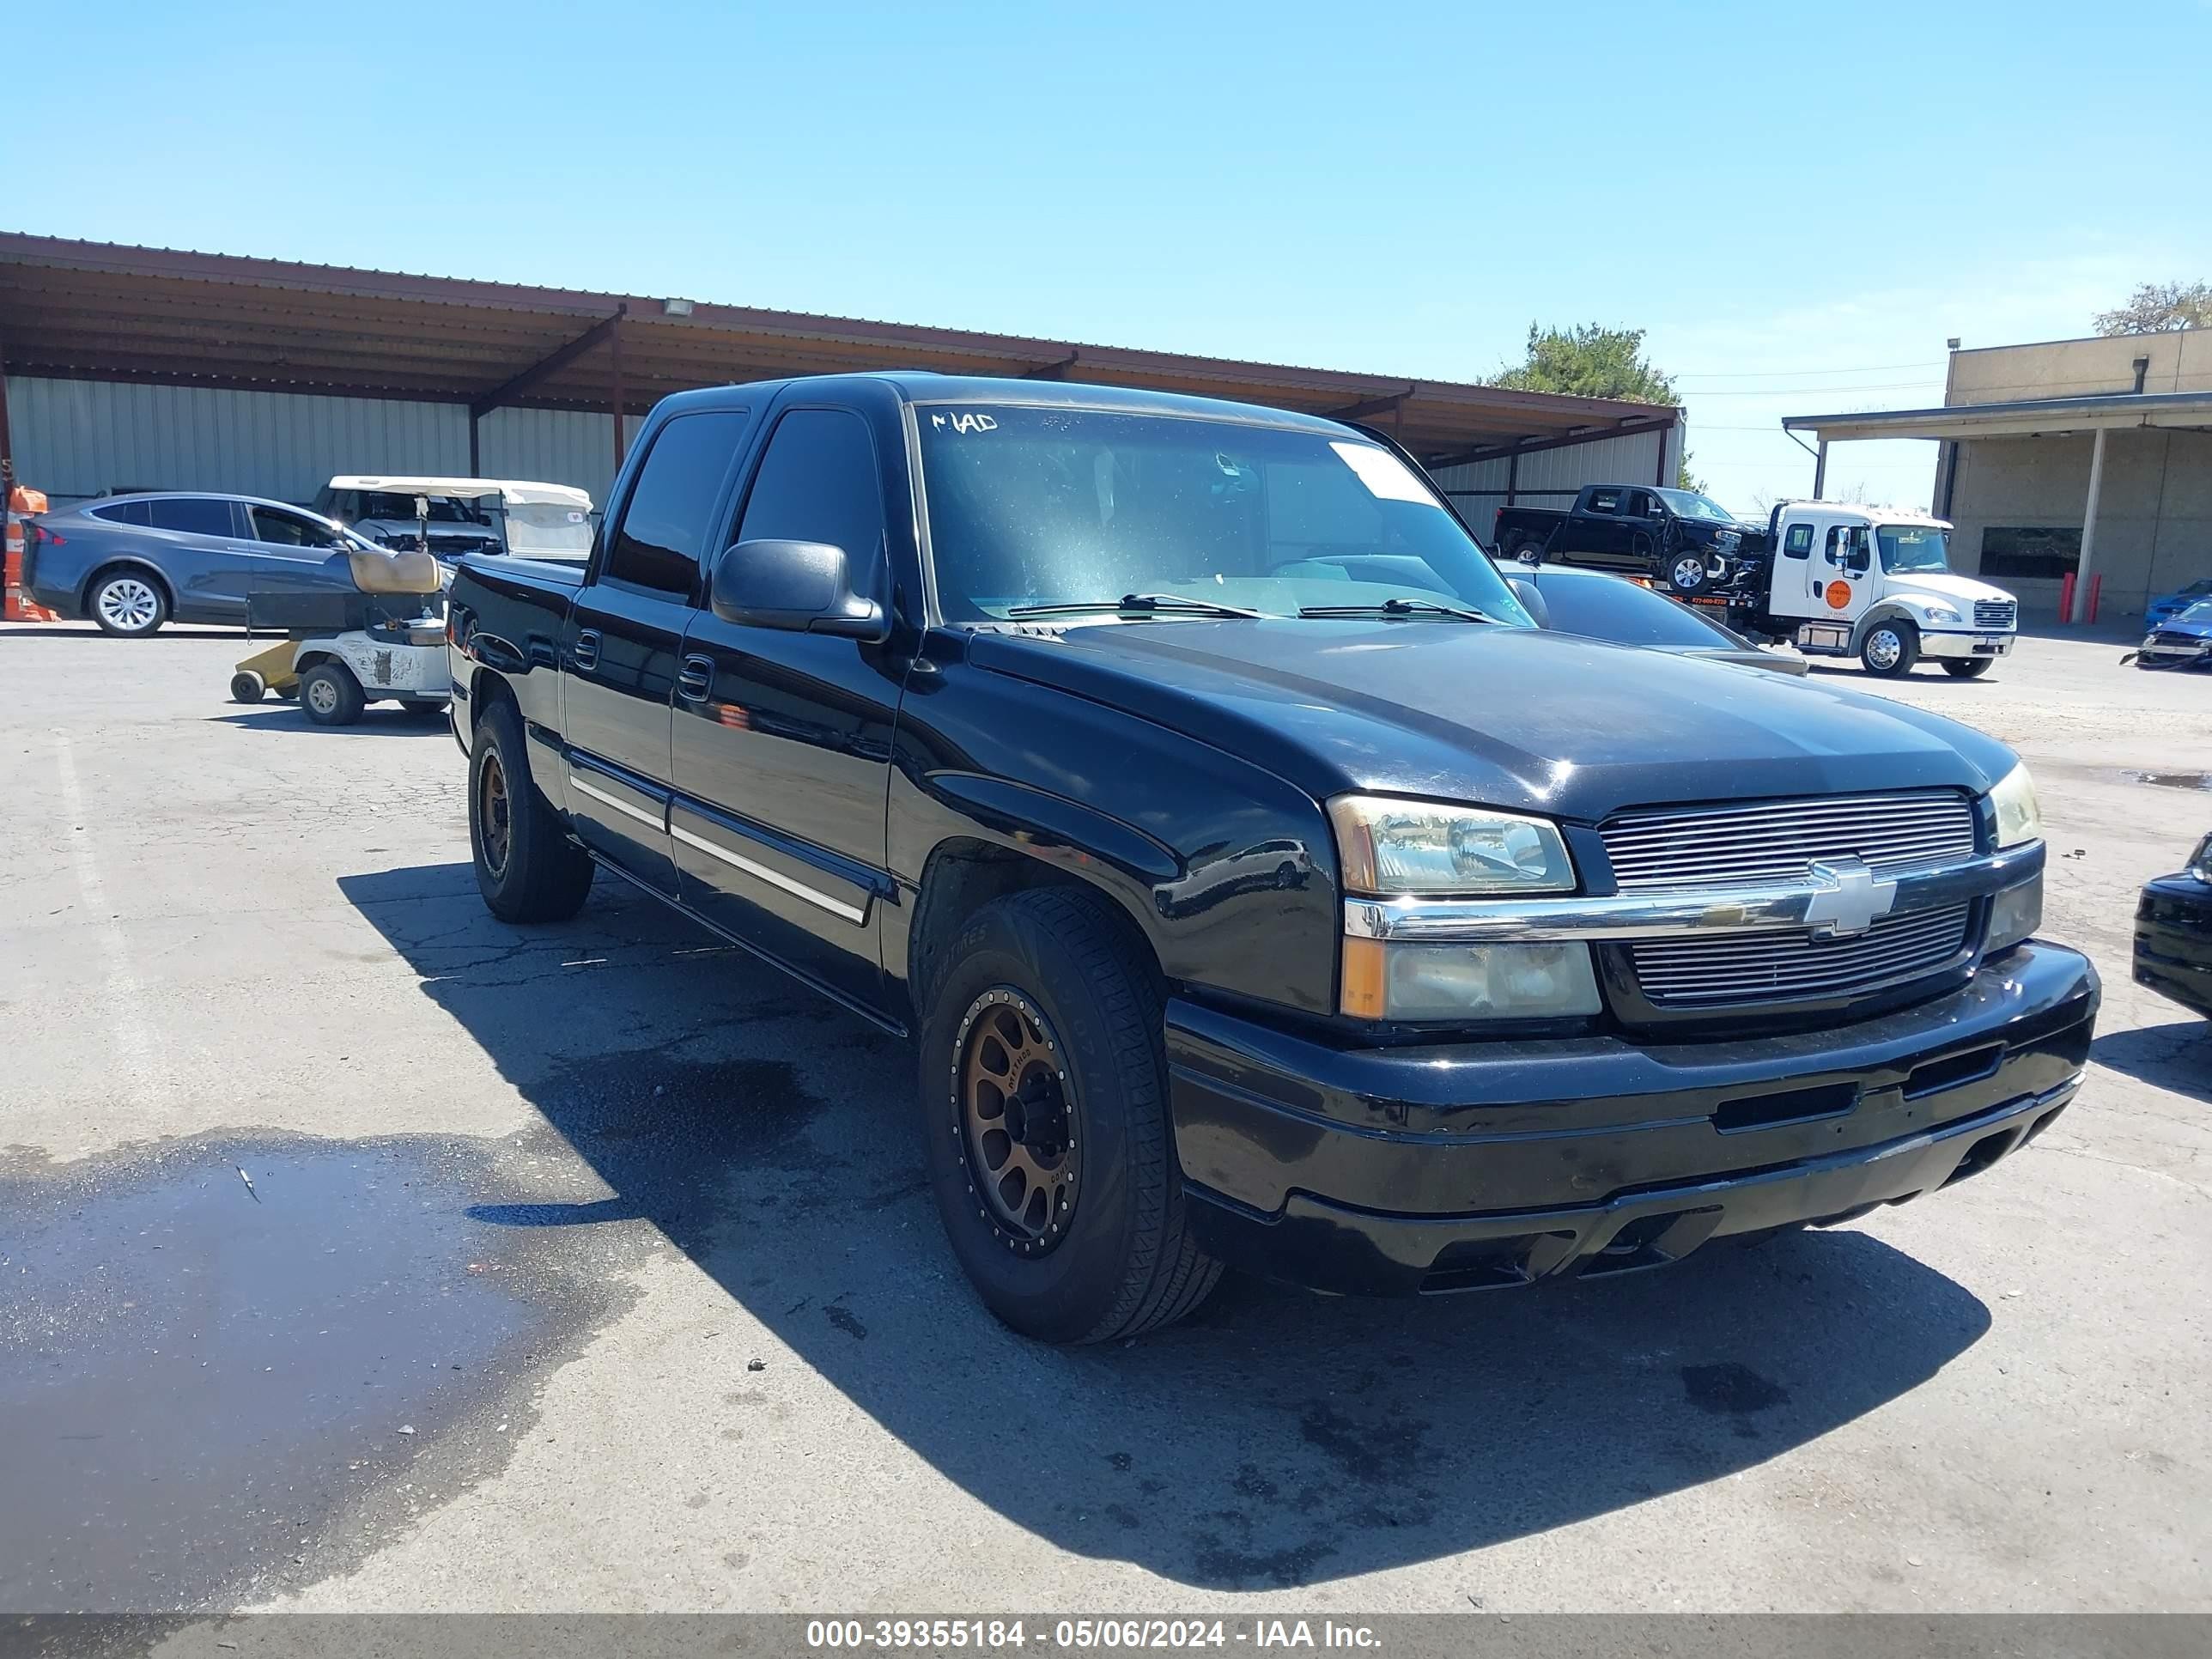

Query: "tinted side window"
(90, 500), (154, 526)
(1629, 491), (1660, 518)
(733, 409), (885, 580)
(605, 412), (749, 594)
(147, 497), (236, 537)
(250, 505), (331, 546)
(1587, 489), (1621, 516)
(1784, 523), (1814, 557)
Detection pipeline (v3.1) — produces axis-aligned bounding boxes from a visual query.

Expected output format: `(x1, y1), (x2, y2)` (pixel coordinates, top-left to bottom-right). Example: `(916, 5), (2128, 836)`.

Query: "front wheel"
(299, 661), (365, 725)
(1666, 554), (1711, 595)
(1942, 659), (1993, 679)
(921, 887), (1222, 1344)
(1860, 619), (1920, 678)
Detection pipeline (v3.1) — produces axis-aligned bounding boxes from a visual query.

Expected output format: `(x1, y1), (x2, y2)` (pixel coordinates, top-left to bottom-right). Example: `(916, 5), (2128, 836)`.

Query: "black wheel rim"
(953, 988), (1080, 1255)
(478, 751), (512, 878)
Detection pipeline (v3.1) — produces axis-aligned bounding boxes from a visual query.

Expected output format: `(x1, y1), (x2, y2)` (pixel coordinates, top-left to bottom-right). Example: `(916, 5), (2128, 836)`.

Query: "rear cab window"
(601, 411), (750, 597)
(1586, 489), (1622, 516)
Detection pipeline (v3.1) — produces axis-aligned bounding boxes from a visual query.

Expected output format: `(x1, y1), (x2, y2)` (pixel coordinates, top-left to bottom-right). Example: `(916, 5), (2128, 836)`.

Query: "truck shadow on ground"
(2092, 1020), (2212, 1105)
(211, 706), (453, 734)
(342, 861), (1994, 1589)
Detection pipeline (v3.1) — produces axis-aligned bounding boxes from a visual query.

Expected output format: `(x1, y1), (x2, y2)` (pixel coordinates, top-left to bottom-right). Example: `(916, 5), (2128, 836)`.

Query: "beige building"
(1784, 331), (2212, 618)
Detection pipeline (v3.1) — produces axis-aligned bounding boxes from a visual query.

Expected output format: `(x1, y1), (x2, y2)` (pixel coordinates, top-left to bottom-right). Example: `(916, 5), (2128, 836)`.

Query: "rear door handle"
(676, 655), (714, 702)
(572, 629), (600, 671)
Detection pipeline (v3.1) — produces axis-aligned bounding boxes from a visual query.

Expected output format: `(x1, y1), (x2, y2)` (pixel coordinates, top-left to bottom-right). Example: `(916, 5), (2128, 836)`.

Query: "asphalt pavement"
(2, 620), (2206, 1615)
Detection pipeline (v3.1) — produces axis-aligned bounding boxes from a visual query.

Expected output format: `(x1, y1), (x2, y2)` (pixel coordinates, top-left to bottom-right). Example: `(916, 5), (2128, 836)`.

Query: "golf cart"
(228, 540), (449, 726)
(312, 476), (594, 562)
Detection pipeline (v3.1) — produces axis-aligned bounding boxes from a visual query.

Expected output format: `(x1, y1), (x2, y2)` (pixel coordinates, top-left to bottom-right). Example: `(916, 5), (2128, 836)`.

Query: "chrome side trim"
(1345, 843), (2041, 945)
(672, 823), (867, 924)
(570, 774), (665, 832)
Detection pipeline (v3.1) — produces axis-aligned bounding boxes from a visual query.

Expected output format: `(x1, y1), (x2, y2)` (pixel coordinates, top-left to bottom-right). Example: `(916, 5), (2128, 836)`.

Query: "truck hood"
(1885, 571), (2014, 608)
(967, 620), (2017, 823)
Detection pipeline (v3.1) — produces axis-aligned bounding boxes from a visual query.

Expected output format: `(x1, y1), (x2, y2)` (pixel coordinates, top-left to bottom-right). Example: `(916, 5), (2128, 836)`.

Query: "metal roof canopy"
(1783, 388), (2212, 443)
(0, 233), (1673, 474)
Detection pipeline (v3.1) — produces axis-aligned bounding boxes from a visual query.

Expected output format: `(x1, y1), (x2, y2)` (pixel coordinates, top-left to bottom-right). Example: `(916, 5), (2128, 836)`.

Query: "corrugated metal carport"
(0, 233), (1679, 519)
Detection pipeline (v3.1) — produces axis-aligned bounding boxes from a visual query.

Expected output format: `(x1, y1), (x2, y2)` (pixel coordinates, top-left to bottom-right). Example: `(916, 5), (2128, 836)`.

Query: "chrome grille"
(1601, 792), (1978, 891)
(1631, 903), (1973, 1006)
(1973, 599), (2015, 629)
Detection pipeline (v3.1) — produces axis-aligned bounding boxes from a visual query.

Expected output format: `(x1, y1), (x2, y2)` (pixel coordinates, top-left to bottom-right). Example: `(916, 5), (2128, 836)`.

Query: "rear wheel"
(470, 696), (592, 922)
(1942, 659), (1993, 679)
(299, 661), (365, 725)
(921, 887), (1221, 1344)
(1510, 539), (1546, 565)
(88, 571), (167, 637)
(229, 671), (266, 703)
(1860, 619), (1919, 678)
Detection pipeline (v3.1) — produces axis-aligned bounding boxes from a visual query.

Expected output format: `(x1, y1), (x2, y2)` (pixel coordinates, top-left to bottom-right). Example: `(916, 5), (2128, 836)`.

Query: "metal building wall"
(6, 376), (631, 508)
(476, 405), (646, 505)
(1430, 423), (1682, 544)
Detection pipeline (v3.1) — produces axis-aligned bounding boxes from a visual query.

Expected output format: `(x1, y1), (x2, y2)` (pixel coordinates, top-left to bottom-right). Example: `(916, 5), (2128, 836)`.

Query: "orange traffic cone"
(5, 484), (62, 623)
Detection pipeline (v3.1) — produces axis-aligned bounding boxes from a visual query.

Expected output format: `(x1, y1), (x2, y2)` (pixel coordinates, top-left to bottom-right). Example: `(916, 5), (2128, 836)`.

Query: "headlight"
(1987, 875), (2042, 954)
(1340, 937), (1601, 1022)
(1987, 762), (2042, 848)
(1330, 797), (1595, 1021)
(2188, 835), (2212, 884)
(1328, 796), (1575, 896)
(1923, 604), (1961, 624)
(1716, 530), (1741, 550)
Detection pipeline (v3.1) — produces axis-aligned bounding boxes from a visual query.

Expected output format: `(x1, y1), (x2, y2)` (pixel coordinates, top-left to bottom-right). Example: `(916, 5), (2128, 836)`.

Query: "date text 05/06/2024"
(804, 1618), (1382, 1651)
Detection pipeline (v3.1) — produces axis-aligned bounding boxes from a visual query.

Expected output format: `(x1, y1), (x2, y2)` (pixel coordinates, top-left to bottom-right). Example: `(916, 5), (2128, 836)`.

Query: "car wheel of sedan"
(469, 697), (593, 923)
(298, 661), (366, 726)
(1860, 619), (1919, 677)
(88, 570), (167, 636)
(1668, 555), (1710, 595)
(920, 887), (1223, 1344)
(1942, 659), (1993, 679)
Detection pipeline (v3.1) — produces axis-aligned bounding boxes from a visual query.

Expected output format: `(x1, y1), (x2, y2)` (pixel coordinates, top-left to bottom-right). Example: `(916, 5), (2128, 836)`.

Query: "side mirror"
(709, 539), (888, 641)
(1507, 575), (1550, 628)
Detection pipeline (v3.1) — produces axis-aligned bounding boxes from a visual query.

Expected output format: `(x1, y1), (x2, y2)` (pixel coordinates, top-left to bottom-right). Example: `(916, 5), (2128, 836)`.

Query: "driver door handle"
(677, 655), (714, 702)
(572, 629), (600, 671)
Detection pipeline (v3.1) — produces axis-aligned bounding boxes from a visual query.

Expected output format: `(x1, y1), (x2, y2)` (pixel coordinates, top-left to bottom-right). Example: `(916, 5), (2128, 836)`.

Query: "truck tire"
(920, 887), (1223, 1344)
(1510, 538), (1545, 565)
(470, 696), (593, 923)
(1942, 659), (1993, 679)
(1859, 618), (1919, 678)
(1666, 554), (1711, 595)
(299, 660), (366, 726)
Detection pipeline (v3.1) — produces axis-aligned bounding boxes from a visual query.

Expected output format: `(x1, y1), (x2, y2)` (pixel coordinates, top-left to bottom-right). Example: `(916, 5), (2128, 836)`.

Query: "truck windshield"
(1877, 525), (1951, 573)
(1653, 489), (1741, 525)
(915, 404), (1532, 625)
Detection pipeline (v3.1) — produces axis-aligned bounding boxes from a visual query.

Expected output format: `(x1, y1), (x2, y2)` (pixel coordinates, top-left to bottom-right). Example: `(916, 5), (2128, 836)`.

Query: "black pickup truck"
(447, 374), (2096, 1343)
(1493, 484), (1763, 595)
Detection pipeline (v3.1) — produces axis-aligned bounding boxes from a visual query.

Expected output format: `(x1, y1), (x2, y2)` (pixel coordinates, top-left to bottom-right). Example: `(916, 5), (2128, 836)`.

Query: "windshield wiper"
(1297, 596), (1498, 623)
(1006, 592), (1265, 619)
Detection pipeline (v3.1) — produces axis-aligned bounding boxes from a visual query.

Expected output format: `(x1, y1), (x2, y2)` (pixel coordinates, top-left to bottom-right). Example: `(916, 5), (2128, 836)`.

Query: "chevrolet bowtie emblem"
(1802, 858), (1897, 939)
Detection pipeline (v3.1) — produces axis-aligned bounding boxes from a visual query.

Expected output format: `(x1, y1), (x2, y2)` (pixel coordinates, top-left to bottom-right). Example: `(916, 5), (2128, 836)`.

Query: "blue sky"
(15, 0), (2211, 510)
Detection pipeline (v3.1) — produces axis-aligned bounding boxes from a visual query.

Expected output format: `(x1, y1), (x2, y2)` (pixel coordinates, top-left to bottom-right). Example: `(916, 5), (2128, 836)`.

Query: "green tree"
(2094, 280), (2210, 335)
(1492, 322), (1703, 490)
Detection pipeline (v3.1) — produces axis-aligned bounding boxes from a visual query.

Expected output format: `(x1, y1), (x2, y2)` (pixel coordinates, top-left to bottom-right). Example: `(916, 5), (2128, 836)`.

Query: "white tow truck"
(1703, 502), (2021, 678)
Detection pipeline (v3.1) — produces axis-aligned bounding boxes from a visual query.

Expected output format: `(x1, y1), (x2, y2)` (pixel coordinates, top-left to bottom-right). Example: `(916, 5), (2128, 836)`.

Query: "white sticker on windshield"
(930, 410), (998, 434)
(1330, 441), (1431, 503)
